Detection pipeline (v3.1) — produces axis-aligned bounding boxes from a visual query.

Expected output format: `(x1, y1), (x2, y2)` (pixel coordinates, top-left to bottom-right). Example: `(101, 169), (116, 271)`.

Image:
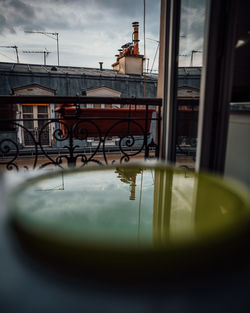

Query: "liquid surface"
(12, 166), (250, 248)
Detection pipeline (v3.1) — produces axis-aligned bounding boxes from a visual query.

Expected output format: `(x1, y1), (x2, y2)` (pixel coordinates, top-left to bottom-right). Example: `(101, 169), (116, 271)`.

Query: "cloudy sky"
(0, 0), (206, 70)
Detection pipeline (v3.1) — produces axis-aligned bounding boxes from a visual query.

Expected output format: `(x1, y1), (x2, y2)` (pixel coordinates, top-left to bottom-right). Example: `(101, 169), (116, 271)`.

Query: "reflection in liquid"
(153, 168), (195, 244)
(115, 167), (142, 200)
(153, 168), (173, 244)
(13, 166), (250, 248)
(115, 167), (144, 241)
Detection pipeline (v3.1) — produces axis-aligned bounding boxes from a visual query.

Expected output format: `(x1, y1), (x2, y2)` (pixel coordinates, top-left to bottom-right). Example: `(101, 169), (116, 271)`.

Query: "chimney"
(132, 22), (139, 55)
(99, 62), (103, 70)
(112, 22), (143, 75)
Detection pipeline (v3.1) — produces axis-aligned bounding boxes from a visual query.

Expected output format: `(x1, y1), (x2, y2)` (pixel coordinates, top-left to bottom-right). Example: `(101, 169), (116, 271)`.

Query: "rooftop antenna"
(150, 43), (159, 73)
(24, 31), (59, 66)
(22, 49), (51, 65)
(146, 38), (160, 73)
(0, 46), (19, 63)
(190, 50), (202, 67)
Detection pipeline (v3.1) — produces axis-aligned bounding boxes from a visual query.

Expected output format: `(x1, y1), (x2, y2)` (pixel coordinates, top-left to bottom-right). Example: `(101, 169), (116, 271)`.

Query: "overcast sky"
(0, 0), (206, 70)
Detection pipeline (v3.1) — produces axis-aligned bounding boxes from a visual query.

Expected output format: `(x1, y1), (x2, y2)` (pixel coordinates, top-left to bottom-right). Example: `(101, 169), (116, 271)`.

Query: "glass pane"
(38, 119), (47, 129)
(23, 129), (36, 146)
(23, 119), (34, 130)
(22, 106), (35, 146)
(22, 105), (33, 113)
(23, 113), (33, 119)
(38, 117), (50, 146)
(40, 130), (50, 146)
(176, 0), (206, 169)
(38, 105), (48, 113)
(37, 105), (49, 145)
(224, 2), (250, 188)
(38, 113), (49, 119)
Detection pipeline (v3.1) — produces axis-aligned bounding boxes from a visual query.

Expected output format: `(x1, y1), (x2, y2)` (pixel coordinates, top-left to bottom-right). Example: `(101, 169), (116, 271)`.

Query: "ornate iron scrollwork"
(0, 113), (159, 171)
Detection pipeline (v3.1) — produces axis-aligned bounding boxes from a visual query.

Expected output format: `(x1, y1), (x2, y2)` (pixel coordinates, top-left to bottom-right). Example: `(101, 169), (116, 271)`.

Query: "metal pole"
(150, 43), (159, 73)
(56, 33), (59, 66)
(24, 31), (60, 66)
(14, 46), (19, 63)
(190, 50), (194, 67)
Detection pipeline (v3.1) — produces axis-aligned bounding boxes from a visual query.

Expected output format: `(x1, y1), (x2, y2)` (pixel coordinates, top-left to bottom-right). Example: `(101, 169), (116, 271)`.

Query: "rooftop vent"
(51, 66), (57, 71)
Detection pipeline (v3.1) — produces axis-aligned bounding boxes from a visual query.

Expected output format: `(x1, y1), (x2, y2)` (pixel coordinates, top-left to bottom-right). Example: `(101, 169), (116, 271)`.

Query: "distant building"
(0, 61), (201, 150)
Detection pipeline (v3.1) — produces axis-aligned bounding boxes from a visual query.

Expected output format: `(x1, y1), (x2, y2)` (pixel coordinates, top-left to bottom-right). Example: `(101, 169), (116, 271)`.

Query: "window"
(224, 1), (250, 187)
(158, 0), (206, 168)
(160, 0), (250, 189)
(21, 104), (50, 147)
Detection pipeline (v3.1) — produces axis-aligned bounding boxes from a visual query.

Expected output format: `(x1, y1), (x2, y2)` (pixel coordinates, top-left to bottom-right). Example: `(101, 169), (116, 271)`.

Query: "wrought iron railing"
(0, 96), (162, 171)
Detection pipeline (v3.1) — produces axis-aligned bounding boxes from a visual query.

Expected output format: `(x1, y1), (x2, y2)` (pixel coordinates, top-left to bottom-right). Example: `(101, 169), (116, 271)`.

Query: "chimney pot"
(99, 62), (103, 71)
(132, 21), (139, 55)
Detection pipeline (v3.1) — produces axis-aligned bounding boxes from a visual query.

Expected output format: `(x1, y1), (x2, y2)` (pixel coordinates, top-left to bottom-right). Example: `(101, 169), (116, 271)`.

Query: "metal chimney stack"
(132, 22), (139, 55)
(99, 62), (103, 70)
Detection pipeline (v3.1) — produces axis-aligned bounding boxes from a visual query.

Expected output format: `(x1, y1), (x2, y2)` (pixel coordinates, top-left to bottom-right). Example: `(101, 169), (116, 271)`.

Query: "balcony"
(0, 95), (200, 171)
(0, 95), (163, 170)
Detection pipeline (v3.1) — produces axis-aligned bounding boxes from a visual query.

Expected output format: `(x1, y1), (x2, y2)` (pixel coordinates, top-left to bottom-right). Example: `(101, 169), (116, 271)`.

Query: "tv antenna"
(24, 31), (59, 66)
(146, 38), (160, 73)
(146, 35), (185, 73)
(22, 49), (51, 65)
(190, 50), (202, 67)
(0, 46), (19, 63)
(146, 38), (159, 43)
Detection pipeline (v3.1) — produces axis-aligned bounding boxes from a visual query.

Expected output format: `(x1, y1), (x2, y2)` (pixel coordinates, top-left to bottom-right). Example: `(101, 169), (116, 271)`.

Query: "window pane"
(176, 0), (206, 169)
(225, 2), (250, 187)
(23, 119), (34, 130)
(38, 113), (49, 119)
(38, 105), (48, 113)
(22, 105), (33, 113)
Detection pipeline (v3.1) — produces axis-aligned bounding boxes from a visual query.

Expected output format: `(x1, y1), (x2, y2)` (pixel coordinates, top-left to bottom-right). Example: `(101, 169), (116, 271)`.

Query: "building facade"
(0, 62), (201, 152)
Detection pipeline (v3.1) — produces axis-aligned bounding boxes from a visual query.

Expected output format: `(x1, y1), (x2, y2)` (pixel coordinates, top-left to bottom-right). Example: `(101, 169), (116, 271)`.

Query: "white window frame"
(20, 104), (51, 147)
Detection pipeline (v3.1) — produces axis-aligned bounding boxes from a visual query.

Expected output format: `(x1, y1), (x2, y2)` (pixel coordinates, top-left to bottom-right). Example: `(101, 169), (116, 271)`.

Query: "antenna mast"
(25, 31), (59, 66)
(22, 49), (51, 65)
(0, 46), (19, 63)
(190, 50), (202, 67)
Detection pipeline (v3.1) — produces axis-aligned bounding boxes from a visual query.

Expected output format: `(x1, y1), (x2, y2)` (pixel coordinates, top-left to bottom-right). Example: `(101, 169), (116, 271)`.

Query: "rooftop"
(0, 62), (202, 79)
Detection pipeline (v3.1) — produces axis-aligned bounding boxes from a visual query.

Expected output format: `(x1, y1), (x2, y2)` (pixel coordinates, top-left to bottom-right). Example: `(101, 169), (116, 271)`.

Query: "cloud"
(180, 0), (206, 43)
(0, 0), (36, 33)
(0, 0), (161, 36)
(0, 0), (205, 68)
(0, 14), (13, 33)
(179, 0), (206, 66)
